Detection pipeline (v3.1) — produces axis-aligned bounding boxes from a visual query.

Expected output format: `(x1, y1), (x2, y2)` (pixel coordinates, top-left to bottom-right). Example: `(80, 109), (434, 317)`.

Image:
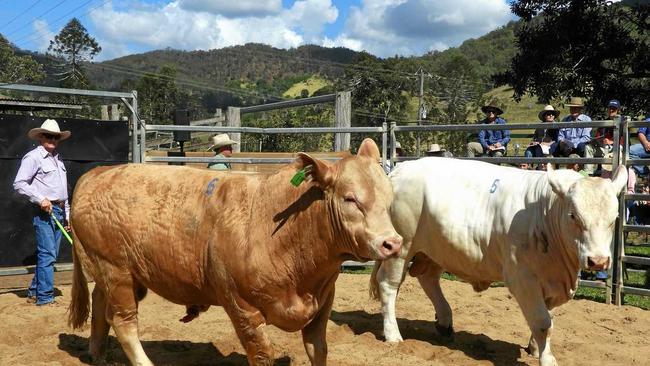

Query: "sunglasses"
(42, 133), (60, 141)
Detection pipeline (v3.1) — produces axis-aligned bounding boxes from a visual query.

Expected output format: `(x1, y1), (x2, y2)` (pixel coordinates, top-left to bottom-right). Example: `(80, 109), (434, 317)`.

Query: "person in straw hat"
(207, 133), (238, 170)
(523, 105), (560, 167)
(13, 119), (71, 306)
(557, 97), (592, 158)
(425, 143), (452, 157)
(467, 101), (510, 157)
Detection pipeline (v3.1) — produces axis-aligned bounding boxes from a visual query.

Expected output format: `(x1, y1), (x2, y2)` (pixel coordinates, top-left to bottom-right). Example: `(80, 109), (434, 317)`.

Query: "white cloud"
(89, 1), (341, 59)
(31, 20), (54, 53)
(178, 0), (282, 17)
(329, 0), (513, 57)
(83, 0), (513, 61)
(285, 0), (338, 42)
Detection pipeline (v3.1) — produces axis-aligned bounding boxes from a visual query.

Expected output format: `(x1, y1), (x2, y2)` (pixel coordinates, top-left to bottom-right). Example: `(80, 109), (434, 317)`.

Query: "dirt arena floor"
(1, 272), (648, 366)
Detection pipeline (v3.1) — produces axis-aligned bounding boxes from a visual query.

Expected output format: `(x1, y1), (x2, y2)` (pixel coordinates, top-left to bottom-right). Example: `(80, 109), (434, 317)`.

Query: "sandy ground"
(0, 273), (648, 366)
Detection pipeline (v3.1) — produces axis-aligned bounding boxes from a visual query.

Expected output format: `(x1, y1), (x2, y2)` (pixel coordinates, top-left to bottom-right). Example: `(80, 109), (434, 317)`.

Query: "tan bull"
(68, 139), (402, 366)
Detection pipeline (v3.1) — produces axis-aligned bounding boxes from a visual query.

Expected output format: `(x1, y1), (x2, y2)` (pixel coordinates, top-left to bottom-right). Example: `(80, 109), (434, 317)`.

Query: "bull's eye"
(570, 213), (576, 220)
(344, 195), (357, 204)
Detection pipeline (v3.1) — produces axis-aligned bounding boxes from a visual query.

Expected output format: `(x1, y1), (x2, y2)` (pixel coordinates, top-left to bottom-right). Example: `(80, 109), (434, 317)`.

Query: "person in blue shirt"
(628, 115), (650, 176)
(467, 102), (510, 157)
(556, 97), (592, 157)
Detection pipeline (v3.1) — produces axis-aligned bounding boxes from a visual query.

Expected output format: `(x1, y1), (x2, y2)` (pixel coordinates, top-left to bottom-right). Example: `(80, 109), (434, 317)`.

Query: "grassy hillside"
(283, 76), (330, 98)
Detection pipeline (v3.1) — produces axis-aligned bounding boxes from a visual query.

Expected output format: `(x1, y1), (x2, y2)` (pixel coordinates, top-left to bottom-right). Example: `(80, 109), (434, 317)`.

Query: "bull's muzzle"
(587, 256), (610, 271)
(378, 235), (402, 258)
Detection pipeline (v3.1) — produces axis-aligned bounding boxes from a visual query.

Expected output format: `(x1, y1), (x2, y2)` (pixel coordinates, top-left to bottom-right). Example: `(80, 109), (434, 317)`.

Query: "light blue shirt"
(13, 145), (69, 219)
(558, 114), (592, 148)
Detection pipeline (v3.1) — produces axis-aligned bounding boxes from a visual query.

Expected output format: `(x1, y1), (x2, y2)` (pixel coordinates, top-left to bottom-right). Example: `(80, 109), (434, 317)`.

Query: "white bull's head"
(547, 165), (627, 271)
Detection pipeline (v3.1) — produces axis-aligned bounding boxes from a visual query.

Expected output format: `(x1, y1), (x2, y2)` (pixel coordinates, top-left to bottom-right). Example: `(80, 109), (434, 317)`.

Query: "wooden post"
(227, 107), (241, 153)
(335, 91), (351, 151)
(101, 105), (109, 120)
(110, 104), (119, 121)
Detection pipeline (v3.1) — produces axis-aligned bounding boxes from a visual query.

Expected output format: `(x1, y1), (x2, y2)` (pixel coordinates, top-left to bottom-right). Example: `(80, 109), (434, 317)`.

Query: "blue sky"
(0, 0), (516, 61)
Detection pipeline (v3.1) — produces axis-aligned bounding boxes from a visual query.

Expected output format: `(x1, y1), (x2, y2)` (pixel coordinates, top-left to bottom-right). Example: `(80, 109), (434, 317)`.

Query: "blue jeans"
(27, 206), (63, 305)
(628, 143), (650, 175)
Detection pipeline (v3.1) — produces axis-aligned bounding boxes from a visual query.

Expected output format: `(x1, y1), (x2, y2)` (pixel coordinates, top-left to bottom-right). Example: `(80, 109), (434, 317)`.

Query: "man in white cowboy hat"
(425, 143), (452, 157)
(467, 101), (510, 157)
(13, 119), (71, 306)
(207, 133), (237, 170)
(557, 97), (592, 158)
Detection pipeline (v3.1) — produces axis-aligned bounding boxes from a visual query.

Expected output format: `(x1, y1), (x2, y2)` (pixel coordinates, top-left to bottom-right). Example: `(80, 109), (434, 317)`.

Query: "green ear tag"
(290, 166), (311, 186)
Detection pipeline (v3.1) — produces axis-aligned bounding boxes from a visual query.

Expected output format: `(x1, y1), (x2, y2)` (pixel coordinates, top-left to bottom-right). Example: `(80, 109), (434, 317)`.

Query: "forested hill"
(88, 44), (360, 91)
(85, 21), (518, 93)
(424, 21), (517, 83)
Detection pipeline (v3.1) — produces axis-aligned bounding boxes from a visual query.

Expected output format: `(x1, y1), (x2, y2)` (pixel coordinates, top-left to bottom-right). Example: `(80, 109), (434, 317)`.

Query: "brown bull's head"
(296, 139), (402, 260)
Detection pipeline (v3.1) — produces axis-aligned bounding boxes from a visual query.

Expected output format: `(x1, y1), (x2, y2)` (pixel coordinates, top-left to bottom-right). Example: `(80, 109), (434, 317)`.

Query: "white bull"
(371, 158), (627, 366)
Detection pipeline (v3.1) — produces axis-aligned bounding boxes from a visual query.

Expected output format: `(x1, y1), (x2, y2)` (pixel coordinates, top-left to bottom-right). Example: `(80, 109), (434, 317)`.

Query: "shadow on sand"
(58, 333), (291, 366)
(330, 310), (528, 366)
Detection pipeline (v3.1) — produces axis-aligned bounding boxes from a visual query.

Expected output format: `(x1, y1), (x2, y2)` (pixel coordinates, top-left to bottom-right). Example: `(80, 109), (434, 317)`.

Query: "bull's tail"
(68, 229), (90, 329)
(369, 260), (382, 300)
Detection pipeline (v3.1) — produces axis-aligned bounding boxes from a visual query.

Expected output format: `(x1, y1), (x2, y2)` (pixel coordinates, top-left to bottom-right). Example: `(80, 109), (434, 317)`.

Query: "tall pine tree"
(48, 18), (101, 89)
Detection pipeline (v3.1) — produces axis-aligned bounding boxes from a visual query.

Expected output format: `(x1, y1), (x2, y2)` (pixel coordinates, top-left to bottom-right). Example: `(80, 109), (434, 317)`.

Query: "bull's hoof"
(384, 333), (403, 343)
(526, 337), (540, 358)
(434, 322), (454, 340)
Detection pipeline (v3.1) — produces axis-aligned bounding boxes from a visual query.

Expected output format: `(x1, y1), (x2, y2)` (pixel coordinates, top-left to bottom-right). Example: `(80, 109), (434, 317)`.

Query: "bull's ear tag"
(290, 165), (311, 186)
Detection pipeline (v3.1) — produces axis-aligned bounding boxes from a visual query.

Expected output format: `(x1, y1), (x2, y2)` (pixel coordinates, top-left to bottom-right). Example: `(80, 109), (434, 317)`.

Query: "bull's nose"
(587, 256), (610, 271)
(379, 236), (402, 257)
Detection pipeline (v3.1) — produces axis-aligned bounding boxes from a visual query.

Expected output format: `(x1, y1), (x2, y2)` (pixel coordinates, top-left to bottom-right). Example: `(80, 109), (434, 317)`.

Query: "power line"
(11, 0), (108, 48)
(0, 0), (45, 31)
(4, 0), (68, 38)
(84, 61), (287, 102)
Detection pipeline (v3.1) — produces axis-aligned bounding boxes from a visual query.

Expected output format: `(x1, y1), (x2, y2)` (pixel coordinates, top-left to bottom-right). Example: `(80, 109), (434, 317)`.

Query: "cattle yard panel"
(143, 125), (389, 166)
(618, 119), (650, 305)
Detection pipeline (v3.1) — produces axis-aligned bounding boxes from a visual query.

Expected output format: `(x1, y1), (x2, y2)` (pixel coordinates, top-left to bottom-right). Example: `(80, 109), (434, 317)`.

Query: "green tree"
(0, 34), (44, 83)
(339, 52), (411, 152)
(47, 18), (101, 88)
(136, 65), (182, 124)
(505, 1), (649, 117)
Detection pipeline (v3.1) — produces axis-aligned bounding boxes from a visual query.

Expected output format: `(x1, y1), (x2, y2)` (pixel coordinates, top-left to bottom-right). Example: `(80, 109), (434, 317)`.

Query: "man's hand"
(40, 198), (52, 213)
(643, 141), (650, 153)
(494, 142), (502, 148)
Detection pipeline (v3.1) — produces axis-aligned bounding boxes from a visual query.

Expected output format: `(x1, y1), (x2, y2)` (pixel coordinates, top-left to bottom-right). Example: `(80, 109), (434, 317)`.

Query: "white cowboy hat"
(426, 143), (445, 153)
(538, 105), (561, 121)
(209, 133), (237, 150)
(27, 119), (71, 141)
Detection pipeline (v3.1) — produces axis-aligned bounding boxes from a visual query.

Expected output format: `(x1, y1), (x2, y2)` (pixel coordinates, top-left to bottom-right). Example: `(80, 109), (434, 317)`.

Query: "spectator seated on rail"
(584, 99), (625, 176)
(467, 101), (510, 158)
(524, 105), (561, 170)
(556, 96), (592, 160)
(628, 115), (650, 177)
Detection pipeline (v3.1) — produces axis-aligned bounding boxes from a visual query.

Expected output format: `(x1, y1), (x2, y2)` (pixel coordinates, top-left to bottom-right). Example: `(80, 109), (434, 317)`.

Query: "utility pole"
(417, 68), (424, 156)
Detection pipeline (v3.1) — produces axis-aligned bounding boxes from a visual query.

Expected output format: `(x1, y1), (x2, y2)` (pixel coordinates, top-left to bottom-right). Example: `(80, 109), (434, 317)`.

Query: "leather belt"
(50, 200), (65, 208)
